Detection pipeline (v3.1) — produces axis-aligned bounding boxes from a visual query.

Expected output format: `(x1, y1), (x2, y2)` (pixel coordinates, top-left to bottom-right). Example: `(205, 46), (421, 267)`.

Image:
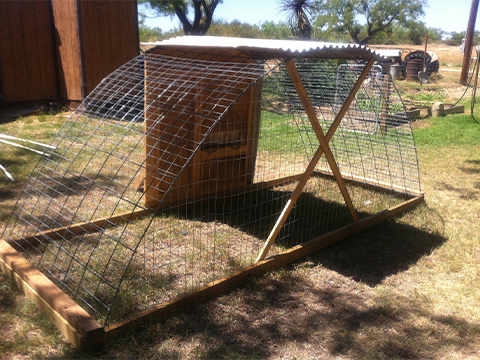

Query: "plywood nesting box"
(144, 46), (263, 207)
(1, 37), (424, 349)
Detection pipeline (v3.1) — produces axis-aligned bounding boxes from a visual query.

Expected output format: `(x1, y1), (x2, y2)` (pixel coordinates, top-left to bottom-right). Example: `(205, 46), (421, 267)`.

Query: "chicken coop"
(0, 37), (423, 348)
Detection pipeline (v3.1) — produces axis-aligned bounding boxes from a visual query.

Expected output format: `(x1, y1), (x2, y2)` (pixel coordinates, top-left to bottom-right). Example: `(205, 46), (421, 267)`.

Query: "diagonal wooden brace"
(256, 58), (375, 262)
(286, 59), (360, 222)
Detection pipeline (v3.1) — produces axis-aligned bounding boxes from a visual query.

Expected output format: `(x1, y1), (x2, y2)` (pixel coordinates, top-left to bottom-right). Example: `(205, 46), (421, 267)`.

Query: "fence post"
(380, 74), (390, 136)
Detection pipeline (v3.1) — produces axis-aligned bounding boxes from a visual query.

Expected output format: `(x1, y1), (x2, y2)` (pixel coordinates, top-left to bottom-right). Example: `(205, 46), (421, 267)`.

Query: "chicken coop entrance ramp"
(1, 37), (423, 348)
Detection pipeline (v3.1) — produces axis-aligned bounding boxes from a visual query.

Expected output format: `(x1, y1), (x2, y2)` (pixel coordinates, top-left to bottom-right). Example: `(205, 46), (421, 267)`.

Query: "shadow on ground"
(311, 216), (445, 286)
(436, 181), (478, 200)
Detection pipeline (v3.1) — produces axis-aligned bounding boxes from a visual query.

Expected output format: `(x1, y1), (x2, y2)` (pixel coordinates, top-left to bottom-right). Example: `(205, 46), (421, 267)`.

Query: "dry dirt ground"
(1, 45), (479, 359)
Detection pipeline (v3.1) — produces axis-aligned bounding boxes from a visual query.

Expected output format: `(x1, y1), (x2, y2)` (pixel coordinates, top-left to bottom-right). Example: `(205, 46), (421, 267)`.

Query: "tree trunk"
(175, 0), (219, 36)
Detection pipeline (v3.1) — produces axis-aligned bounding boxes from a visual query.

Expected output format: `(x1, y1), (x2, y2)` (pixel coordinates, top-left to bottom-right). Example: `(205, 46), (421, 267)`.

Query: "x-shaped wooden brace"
(256, 58), (375, 262)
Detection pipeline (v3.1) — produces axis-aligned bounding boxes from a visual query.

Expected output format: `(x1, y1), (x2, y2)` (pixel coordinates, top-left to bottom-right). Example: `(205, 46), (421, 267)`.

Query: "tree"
(446, 31), (480, 46)
(259, 21), (292, 40)
(207, 19), (263, 38)
(314, 0), (426, 44)
(138, 12), (162, 42)
(279, 0), (317, 39)
(141, 0), (222, 35)
(369, 22), (444, 45)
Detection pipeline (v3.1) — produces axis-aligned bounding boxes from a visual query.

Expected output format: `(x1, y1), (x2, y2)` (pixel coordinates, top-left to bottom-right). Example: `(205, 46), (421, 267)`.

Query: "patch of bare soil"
(410, 119), (432, 130)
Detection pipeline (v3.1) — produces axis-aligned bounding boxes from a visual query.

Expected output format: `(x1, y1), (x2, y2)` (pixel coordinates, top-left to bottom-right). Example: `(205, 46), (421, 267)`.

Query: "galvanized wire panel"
(269, 60), (421, 195)
(2, 54), (421, 326)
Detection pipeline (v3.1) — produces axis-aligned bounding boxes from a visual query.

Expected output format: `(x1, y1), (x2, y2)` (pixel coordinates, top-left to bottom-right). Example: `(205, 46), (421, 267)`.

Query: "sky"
(141, 0), (474, 35)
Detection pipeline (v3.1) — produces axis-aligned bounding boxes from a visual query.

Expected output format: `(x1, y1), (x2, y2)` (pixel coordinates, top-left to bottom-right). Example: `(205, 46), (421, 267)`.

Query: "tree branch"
(367, 12), (399, 38)
(211, 0), (219, 12)
(200, 0), (219, 35)
(192, 0), (202, 29)
(350, 28), (362, 44)
(174, 5), (193, 34)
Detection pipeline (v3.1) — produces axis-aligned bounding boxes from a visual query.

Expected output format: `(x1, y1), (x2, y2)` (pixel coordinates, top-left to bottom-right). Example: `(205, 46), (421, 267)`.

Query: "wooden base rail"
(8, 209), (150, 250)
(0, 240), (104, 348)
(7, 175), (306, 251)
(313, 170), (422, 197)
(8, 170), (416, 254)
(0, 195), (422, 349)
(99, 195), (424, 347)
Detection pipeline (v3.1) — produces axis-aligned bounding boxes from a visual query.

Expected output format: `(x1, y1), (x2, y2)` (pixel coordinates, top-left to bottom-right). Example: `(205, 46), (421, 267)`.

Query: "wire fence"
(2, 53), (421, 326)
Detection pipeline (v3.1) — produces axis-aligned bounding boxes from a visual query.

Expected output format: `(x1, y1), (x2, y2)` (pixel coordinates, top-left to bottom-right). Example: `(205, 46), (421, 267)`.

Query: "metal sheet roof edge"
(143, 36), (386, 60)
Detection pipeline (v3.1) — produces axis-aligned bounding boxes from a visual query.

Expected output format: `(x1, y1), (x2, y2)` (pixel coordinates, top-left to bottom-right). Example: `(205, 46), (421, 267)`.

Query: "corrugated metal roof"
(144, 36), (385, 60)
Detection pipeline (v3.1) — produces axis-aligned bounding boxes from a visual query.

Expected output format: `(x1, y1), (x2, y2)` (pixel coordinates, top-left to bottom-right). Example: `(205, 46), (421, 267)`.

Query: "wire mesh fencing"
(2, 54), (421, 326)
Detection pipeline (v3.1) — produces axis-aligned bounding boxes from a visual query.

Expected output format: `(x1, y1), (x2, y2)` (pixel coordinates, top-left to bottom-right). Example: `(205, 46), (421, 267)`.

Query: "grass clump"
(413, 114), (480, 148)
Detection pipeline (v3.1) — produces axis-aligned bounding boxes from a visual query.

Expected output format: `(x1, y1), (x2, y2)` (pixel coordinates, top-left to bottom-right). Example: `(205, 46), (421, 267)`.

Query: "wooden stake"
(256, 59), (374, 261)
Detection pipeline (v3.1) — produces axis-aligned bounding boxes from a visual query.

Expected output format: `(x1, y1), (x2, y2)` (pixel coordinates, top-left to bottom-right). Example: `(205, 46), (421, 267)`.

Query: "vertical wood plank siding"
(0, 0), (138, 103)
(79, 0), (139, 95)
(0, 1), (58, 102)
(51, 0), (83, 101)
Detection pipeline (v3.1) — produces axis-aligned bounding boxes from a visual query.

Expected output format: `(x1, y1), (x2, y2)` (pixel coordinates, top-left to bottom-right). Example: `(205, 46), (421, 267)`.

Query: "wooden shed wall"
(78, 0), (139, 96)
(51, 0), (83, 101)
(1, 0), (139, 103)
(0, 1), (58, 102)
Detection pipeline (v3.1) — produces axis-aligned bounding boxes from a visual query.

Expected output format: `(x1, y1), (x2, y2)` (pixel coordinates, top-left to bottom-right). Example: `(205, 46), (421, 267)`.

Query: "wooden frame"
(0, 195), (424, 349)
(9, 209), (149, 250)
(0, 49), (425, 349)
(0, 240), (104, 348)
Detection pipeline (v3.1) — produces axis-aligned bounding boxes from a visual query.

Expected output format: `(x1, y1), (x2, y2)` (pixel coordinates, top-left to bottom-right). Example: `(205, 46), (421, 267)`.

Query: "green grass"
(0, 113), (66, 182)
(395, 80), (449, 105)
(258, 110), (307, 154)
(413, 114), (480, 148)
(404, 91), (446, 103)
(440, 62), (463, 68)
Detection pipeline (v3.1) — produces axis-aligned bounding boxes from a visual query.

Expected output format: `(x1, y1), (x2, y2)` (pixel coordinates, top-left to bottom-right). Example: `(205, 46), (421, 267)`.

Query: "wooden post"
(256, 58), (374, 261)
(380, 74), (390, 136)
(461, 0), (480, 85)
(256, 145), (327, 262)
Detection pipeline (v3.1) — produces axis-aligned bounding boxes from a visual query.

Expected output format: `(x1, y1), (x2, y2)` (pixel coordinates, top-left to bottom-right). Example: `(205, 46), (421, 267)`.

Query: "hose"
(452, 46), (479, 108)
